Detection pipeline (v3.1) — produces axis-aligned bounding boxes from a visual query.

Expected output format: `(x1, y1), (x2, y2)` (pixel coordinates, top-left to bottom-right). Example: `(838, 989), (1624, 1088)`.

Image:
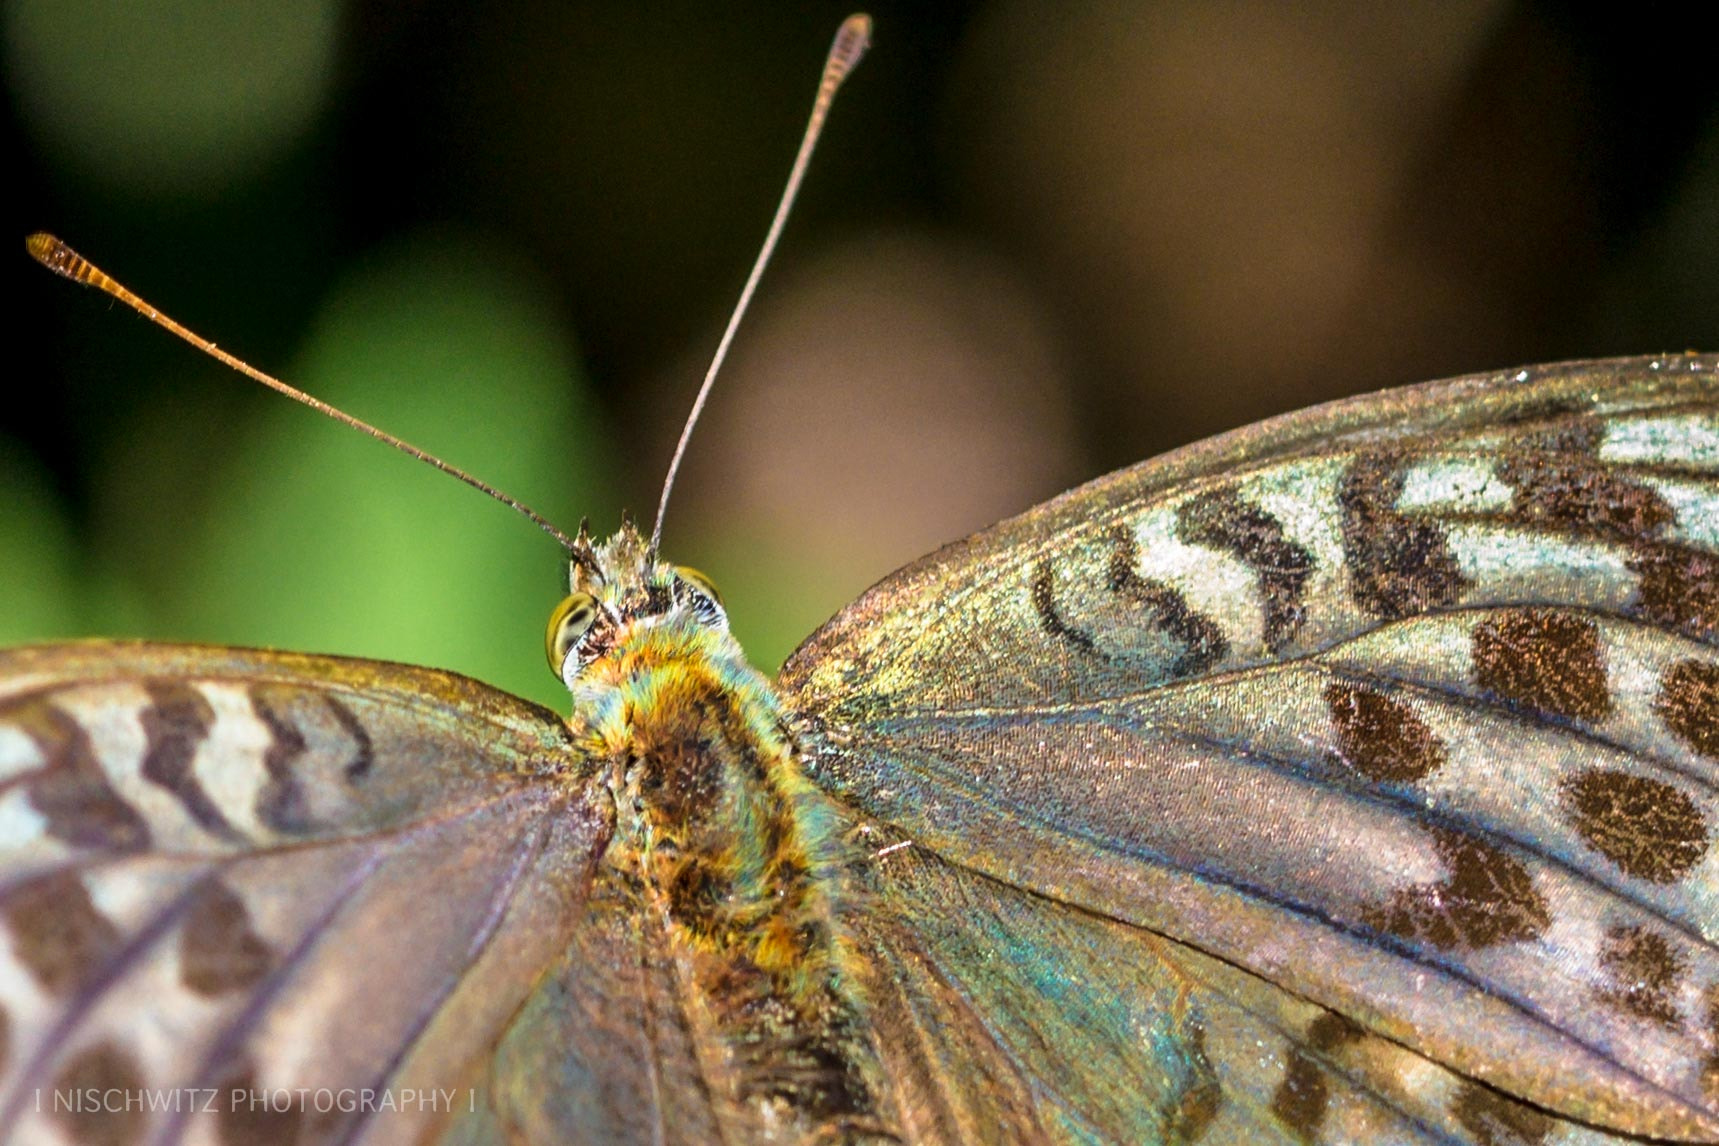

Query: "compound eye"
(673, 566), (723, 606)
(545, 592), (599, 676)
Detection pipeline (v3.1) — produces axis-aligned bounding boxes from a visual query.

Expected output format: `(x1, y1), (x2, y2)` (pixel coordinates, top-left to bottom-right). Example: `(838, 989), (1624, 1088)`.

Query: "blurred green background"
(7, 1), (1718, 710)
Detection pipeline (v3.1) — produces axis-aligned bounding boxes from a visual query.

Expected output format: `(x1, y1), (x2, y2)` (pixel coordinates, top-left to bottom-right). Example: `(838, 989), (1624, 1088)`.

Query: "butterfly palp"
(671, 564), (729, 630)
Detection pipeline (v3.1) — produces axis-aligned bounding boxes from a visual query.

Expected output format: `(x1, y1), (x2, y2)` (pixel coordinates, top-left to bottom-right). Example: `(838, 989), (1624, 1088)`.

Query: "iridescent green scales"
(3, 354), (1719, 1144)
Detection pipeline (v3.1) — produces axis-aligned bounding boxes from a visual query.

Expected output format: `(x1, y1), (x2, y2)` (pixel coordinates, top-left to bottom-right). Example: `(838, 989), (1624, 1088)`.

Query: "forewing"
(782, 354), (1719, 1141)
(0, 643), (606, 1146)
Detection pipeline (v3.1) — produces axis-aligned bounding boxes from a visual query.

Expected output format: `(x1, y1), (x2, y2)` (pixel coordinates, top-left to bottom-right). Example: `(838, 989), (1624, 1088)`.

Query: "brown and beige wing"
(0, 642), (606, 1146)
(784, 355), (1719, 1142)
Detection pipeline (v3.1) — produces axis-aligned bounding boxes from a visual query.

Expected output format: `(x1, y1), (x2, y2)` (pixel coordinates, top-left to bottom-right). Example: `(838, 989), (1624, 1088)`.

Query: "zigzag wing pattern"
(785, 354), (1719, 1142)
(0, 644), (602, 1146)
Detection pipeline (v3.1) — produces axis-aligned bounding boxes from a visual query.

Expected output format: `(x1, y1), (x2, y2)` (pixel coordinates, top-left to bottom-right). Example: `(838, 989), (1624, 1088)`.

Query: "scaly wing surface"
(0, 643), (607, 1146)
(783, 354), (1719, 1142)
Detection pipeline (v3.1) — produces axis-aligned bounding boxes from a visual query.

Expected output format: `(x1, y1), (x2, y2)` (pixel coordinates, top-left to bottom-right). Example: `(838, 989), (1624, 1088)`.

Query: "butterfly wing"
(0, 642), (606, 1145)
(847, 839), (1579, 1144)
(782, 354), (1719, 1142)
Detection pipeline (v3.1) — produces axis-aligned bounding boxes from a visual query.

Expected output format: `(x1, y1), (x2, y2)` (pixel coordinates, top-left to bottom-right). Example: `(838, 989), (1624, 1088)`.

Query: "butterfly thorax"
(559, 526), (892, 1140)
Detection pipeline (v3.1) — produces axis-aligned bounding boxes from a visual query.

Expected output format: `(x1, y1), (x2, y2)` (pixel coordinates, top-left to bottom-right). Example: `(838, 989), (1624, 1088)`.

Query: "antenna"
(649, 12), (872, 553)
(25, 232), (580, 553)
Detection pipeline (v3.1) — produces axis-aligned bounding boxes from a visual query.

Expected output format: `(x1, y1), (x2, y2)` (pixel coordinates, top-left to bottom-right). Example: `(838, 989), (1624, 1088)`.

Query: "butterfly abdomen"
(578, 619), (896, 1141)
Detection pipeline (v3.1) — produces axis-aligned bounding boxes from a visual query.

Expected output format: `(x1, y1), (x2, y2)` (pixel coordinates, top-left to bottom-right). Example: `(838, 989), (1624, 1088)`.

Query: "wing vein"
(154, 843), (390, 1146)
(0, 860), (223, 1129)
(331, 803), (557, 1146)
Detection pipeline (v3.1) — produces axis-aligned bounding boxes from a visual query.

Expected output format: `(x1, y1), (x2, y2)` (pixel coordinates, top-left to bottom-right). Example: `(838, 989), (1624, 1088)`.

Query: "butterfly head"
(545, 519), (731, 693)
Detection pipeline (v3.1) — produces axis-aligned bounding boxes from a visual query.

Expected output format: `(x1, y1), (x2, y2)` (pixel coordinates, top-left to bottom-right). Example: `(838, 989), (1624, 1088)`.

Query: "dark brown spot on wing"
(1175, 488), (1314, 652)
(1031, 560), (1102, 657)
(53, 1042), (146, 1146)
(1362, 826), (1550, 950)
(247, 689), (377, 830)
(140, 681), (231, 838)
(1304, 1012), (1361, 1053)
(1, 870), (122, 994)
(1107, 526), (1228, 676)
(1596, 924), (1684, 1027)
(1472, 610), (1611, 724)
(1268, 1013), (1359, 1142)
(3, 697), (149, 851)
(1325, 682), (1447, 785)
(249, 686), (311, 833)
(1658, 659), (1719, 759)
(322, 694), (374, 781)
(1632, 543), (1719, 642)
(1167, 1021), (1220, 1144)
(218, 1063), (305, 1146)
(1497, 397), (1594, 430)
(180, 880), (274, 996)
(1498, 453), (1673, 542)
(1563, 769), (1709, 883)
(1451, 1078), (1554, 1145)
(1338, 451), (1469, 620)
(1269, 1053), (1327, 1144)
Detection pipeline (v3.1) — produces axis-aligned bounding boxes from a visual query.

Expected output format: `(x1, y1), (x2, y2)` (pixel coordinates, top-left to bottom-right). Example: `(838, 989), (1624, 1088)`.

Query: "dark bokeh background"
(7, 1), (1718, 708)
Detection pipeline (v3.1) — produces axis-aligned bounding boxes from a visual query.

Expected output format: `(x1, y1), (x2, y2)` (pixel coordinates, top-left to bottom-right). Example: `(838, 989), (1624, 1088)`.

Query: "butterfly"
(7, 344), (1719, 1145)
(3, 350), (1719, 1146)
(11, 20), (1719, 1146)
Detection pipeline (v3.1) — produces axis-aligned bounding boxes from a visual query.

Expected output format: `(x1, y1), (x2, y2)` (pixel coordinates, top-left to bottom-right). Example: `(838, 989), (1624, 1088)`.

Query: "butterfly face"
(547, 524), (733, 690)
